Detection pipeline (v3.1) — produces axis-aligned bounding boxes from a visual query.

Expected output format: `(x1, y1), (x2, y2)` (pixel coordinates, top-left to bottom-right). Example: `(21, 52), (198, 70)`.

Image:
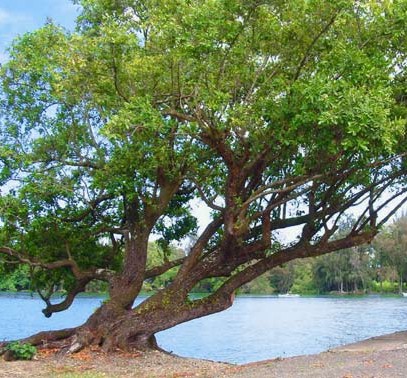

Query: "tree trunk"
(4, 283), (235, 355)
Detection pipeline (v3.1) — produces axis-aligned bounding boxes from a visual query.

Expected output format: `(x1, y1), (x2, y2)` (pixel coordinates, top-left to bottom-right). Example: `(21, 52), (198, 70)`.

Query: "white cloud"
(0, 8), (32, 63)
(0, 51), (8, 64)
(0, 8), (30, 24)
(0, 8), (12, 24)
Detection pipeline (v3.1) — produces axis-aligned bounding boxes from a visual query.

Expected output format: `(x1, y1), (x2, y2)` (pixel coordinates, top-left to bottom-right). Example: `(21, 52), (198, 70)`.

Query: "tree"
(268, 264), (295, 294)
(0, 0), (406, 354)
(313, 245), (372, 293)
(373, 214), (407, 293)
(290, 260), (317, 294)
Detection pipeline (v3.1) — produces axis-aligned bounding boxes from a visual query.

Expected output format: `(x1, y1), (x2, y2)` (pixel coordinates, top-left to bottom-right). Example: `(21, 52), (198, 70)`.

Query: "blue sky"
(0, 0), (80, 63)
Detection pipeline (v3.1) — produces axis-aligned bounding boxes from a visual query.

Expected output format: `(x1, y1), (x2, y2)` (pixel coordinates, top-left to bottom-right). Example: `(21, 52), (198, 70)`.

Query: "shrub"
(5, 342), (37, 360)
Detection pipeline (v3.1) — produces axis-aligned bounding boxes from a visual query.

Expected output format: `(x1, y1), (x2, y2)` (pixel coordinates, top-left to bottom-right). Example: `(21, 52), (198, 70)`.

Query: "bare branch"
(162, 109), (196, 123)
(192, 180), (224, 212)
(61, 193), (114, 223)
(175, 216), (224, 280)
(41, 277), (92, 318)
(293, 12), (339, 82)
(212, 228), (377, 298)
(144, 257), (185, 279)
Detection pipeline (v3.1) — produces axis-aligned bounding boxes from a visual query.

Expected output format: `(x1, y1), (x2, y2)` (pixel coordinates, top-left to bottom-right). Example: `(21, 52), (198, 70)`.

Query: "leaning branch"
(214, 229), (378, 298)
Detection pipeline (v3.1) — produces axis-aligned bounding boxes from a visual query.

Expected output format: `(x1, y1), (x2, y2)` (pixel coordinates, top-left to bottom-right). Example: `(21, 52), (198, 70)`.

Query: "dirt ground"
(1, 331), (407, 377)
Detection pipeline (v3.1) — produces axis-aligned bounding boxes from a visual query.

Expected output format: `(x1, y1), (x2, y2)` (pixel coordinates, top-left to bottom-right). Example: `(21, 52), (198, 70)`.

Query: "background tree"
(373, 215), (407, 293)
(313, 245), (372, 293)
(0, 0), (406, 354)
(268, 265), (295, 294)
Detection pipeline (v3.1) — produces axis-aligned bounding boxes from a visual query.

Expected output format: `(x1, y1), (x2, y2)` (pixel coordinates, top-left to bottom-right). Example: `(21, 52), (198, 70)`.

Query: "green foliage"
(85, 280), (109, 293)
(191, 277), (226, 294)
(5, 342), (37, 360)
(373, 214), (407, 293)
(0, 0), (406, 323)
(239, 273), (275, 295)
(143, 242), (184, 291)
(268, 265), (295, 294)
(371, 280), (401, 294)
(290, 262), (317, 295)
(0, 265), (31, 291)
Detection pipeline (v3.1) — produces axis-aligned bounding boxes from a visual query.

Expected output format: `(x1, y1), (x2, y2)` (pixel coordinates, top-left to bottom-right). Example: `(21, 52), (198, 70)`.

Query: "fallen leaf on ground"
(38, 348), (59, 357)
(70, 350), (92, 362)
(172, 372), (195, 377)
(120, 351), (142, 358)
(311, 362), (324, 368)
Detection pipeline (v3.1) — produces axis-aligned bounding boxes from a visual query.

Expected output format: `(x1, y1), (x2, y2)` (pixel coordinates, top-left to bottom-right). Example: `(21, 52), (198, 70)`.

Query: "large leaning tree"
(0, 0), (406, 353)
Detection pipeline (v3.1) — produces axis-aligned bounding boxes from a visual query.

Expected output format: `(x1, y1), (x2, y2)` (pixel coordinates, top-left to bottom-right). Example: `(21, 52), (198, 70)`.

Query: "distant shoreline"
(1, 290), (406, 298)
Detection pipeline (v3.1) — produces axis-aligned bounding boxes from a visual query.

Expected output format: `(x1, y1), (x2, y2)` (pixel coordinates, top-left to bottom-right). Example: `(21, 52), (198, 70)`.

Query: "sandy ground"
(1, 331), (407, 377)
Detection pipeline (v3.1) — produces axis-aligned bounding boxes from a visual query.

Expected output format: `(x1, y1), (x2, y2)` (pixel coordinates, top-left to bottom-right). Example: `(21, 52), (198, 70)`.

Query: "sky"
(0, 0), (80, 63)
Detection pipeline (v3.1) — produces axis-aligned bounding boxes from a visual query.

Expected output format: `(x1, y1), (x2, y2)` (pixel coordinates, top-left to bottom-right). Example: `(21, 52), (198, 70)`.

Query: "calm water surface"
(1, 293), (406, 363)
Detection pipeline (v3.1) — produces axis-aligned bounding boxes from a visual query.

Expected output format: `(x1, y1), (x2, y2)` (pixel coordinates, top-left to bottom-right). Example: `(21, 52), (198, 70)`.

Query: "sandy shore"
(222, 331), (407, 377)
(1, 331), (407, 377)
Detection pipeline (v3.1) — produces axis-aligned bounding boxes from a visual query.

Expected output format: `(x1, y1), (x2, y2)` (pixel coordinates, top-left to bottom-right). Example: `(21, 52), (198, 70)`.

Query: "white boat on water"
(402, 293), (407, 297)
(278, 293), (300, 298)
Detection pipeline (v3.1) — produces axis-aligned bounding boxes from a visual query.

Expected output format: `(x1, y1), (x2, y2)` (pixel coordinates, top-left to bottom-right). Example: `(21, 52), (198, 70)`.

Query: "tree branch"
(213, 228), (378, 298)
(61, 193), (114, 223)
(41, 277), (93, 318)
(0, 247), (84, 279)
(192, 179), (224, 212)
(144, 257), (185, 279)
(162, 109), (196, 123)
(293, 11), (339, 82)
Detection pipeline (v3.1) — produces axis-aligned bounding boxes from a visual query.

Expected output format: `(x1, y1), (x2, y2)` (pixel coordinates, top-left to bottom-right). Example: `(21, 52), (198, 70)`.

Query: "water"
(1, 293), (406, 363)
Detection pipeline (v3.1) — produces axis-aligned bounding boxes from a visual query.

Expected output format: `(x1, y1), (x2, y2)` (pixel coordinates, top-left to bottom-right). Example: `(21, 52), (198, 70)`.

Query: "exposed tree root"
(0, 324), (164, 361)
(0, 327), (78, 357)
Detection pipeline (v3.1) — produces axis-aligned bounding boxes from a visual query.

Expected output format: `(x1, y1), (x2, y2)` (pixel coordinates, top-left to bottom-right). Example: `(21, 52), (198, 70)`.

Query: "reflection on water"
(1, 293), (406, 363)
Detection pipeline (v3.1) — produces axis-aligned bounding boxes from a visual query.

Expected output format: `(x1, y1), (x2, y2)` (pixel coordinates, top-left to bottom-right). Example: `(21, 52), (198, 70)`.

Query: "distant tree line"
(1, 215), (407, 295)
(240, 214), (407, 295)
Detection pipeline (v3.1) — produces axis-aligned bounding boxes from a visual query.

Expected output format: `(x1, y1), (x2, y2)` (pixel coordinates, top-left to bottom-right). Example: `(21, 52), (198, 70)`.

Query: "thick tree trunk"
(8, 292), (234, 354)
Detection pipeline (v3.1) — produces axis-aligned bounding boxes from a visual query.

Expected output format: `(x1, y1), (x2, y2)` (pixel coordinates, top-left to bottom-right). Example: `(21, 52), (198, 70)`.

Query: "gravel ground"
(1, 331), (407, 377)
(222, 349), (407, 378)
(0, 349), (231, 377)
